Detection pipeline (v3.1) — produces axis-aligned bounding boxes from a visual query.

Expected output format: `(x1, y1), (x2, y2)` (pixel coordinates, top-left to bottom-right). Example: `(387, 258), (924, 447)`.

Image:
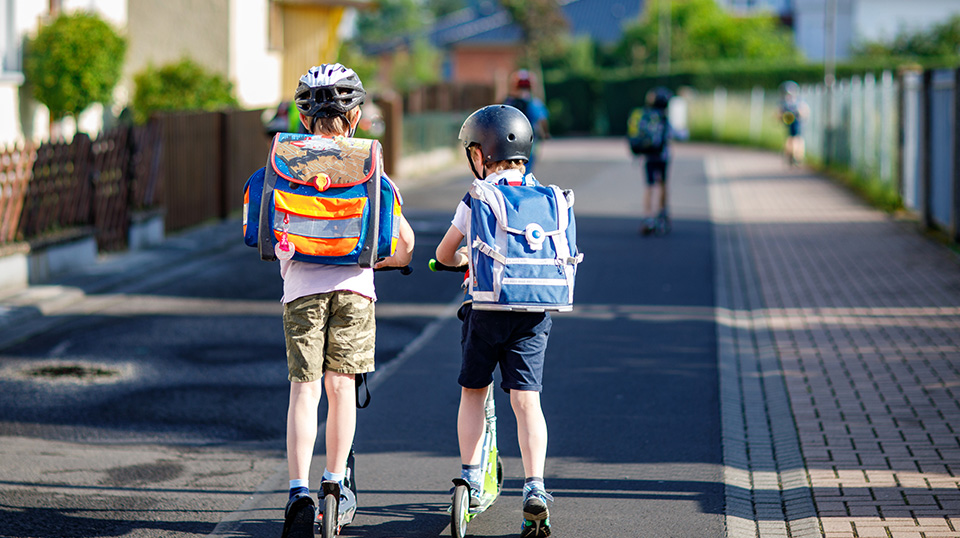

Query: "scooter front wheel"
(451, 484), (469, 538)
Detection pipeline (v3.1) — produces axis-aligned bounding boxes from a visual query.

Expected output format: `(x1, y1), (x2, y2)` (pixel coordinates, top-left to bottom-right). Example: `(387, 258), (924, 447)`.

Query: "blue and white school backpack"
(242, 132), (402, 267)
(467, 175), (583, 312)
(627, 107), (667, 155)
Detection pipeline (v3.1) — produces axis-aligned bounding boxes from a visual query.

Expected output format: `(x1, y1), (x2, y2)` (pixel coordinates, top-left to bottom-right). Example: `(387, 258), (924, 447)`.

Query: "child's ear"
(350, 107), (363, 130)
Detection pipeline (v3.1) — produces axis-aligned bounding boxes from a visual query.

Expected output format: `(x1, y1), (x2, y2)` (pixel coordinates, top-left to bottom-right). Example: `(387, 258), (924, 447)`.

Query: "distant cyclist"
(779, 81), (809, 166)
(503, 70), (550, 175)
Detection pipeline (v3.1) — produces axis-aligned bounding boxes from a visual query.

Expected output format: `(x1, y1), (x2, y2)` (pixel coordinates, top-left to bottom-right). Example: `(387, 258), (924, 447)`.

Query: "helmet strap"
(466, 147), (483, 180)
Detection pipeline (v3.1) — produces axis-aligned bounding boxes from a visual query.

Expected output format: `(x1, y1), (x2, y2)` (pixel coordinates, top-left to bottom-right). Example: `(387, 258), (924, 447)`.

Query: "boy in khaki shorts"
(280, 64), (414, 536)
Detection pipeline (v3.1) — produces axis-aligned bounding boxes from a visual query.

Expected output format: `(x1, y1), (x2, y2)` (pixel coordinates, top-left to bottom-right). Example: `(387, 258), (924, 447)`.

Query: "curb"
(0, 219), (240, 345)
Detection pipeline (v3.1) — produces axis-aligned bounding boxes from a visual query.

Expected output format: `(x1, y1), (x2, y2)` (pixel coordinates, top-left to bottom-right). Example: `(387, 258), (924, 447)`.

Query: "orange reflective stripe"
(275, 231), (360, 257)
(274, 190), (366, 220)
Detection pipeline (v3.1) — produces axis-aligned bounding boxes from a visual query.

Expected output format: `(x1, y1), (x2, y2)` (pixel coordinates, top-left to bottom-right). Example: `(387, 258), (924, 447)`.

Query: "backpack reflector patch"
(242, 133), (401, 267)
(468, 178), (583, 312)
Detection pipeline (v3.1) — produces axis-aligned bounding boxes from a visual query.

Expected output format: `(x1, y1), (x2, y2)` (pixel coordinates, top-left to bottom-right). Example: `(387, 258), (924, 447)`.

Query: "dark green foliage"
(23, 11), (126, 121)
(855, 15), (960, 59)
(132, 58), (238, 123)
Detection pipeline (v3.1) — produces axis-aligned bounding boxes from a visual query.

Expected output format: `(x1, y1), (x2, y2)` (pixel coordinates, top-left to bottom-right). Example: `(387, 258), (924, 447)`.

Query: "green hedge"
(544, 57), (958, 136)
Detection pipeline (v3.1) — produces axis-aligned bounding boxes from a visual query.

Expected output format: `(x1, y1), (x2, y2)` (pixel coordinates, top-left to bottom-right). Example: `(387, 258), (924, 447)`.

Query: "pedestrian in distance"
(275, 63), (415, 537)
(435, 104), (556, 538)
(627, 86), (677, 235)
(779, 80), (809, 166)
(502, 69), (550, 175)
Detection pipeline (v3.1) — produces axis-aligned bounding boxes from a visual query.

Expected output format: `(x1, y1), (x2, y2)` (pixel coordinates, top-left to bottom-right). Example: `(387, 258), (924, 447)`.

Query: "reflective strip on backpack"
(501, 278), (569, 286)
(271, 189), (367, 257)
(276, 211), (364, 239)
(242, 189), (250, 236)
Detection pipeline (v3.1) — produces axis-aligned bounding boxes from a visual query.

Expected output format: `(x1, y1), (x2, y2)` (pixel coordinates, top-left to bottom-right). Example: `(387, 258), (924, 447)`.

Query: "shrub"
(132, 58), (238, 123)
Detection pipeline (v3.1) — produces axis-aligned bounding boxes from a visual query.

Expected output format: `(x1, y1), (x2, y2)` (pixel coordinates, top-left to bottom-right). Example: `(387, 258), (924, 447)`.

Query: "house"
(368, 0), (643, 90)
(0, 0), (366, 146)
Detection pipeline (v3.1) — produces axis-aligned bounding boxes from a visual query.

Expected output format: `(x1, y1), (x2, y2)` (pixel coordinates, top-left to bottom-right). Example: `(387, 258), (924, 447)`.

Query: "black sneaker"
(281, 493), (316, 538)
(520, 489), (553, 538)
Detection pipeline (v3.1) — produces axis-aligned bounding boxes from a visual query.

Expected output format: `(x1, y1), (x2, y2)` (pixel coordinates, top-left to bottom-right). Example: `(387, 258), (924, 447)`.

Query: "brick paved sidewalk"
(709, 148), (960, 538)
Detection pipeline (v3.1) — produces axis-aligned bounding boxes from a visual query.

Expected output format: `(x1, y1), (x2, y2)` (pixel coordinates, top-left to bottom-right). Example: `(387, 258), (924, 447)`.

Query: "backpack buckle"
(524, 223), (546, 251)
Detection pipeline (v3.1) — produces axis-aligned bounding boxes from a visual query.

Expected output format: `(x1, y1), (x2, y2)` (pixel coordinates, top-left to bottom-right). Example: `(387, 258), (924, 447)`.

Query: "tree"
(855, 15), (960, 59)
(501, 0), (570, 77)
(131, 58), (238, 123)
(615, 0), (799, 68)
(23, 11), (126, 123)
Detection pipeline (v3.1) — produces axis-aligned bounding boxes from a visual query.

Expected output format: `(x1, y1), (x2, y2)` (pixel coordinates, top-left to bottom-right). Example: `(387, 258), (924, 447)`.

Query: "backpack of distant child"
(627, 107), (667, 155)
(503, 95), (532, 120)
(242, 132), (402, 267)
(467, 175), (583, 312)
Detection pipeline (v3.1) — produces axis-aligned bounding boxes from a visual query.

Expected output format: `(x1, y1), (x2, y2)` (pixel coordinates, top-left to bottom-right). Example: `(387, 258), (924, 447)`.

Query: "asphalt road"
(0, 139), (722, 538)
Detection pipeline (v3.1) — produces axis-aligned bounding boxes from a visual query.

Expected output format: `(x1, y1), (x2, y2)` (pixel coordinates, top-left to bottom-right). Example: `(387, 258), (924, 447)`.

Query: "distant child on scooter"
(627, 87), (678, 235)
(269, 63), (414, 537)
(435, 105), (559, 538)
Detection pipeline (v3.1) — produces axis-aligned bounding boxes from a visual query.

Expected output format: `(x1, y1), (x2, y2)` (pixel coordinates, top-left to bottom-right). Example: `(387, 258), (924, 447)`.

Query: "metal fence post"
(953, 67), (960, 242)
(921, 69), (933, 230)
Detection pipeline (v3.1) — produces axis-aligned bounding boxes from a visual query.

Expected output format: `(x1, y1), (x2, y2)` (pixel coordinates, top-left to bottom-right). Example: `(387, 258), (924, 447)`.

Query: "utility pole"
(824, 0), (837, 164)
(658, 0), (671, 75)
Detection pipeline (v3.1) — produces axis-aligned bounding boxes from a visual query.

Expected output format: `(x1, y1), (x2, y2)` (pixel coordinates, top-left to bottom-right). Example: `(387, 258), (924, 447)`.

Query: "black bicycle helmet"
(459, 105), (533, 178)
(294, 64), (366, 124)
(651, 87), (672, 109)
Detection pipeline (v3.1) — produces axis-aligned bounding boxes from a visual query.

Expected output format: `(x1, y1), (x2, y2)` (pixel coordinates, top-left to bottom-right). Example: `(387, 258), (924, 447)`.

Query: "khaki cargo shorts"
(283, 290), (376, 382)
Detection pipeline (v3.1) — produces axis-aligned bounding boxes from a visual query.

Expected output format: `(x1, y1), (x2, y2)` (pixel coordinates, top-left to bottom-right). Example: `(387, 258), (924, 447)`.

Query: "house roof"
(366, 0), (643, 54)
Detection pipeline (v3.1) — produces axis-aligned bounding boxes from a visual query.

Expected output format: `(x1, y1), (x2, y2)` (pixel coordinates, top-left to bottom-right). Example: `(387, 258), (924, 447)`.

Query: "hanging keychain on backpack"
(275, 212), (296, 261)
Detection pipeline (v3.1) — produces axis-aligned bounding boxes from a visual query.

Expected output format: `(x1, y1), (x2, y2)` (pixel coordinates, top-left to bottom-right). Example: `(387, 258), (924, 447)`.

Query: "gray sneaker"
(521, 488), (553, 537)
(318, 480), (357, 528)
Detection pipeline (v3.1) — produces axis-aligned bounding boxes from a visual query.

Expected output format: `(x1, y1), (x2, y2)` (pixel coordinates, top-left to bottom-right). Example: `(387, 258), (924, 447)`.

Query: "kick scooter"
(429, 259), (505, 537)
(641, 209), (672, 236)
(450, 383), (504, 538)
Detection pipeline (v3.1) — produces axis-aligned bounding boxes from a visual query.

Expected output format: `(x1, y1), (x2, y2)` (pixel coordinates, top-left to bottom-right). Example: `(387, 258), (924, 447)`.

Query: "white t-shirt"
(279, 260), (376, 304)
(451, 169), (525, 234)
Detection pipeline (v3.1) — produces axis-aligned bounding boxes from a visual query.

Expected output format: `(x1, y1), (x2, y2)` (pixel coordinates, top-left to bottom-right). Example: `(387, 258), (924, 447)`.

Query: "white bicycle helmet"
(295, 64), (366, 125)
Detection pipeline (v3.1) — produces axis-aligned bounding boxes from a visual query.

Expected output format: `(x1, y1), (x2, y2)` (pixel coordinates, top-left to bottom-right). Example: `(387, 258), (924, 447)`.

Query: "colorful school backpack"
(627, 107), (667, 155)
(242, 132), (401, 267)
(467, 175), (583, 312)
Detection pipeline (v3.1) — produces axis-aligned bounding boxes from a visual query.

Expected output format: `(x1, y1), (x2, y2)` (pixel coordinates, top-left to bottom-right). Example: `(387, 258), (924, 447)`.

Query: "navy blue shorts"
(644, 159), (668, 185)
(458, 303), (552, 392)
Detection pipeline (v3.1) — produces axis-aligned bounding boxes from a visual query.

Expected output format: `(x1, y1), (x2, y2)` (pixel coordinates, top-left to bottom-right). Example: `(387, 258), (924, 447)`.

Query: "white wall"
(230, 0), (282, 109)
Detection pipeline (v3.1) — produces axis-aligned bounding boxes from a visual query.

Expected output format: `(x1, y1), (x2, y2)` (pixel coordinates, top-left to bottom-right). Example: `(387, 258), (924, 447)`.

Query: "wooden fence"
(0, 124), (160, 252)
(159, 109), (271, 232)
(0, 108), (269, 253)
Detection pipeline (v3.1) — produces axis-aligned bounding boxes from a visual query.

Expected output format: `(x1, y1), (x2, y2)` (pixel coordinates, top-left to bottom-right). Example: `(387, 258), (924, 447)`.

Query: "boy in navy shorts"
(435, 105), (554, 537)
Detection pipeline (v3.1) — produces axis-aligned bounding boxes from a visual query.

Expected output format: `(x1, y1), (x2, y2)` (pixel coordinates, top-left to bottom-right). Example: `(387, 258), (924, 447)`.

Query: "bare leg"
(659, 177), (668, 214)
(324, 372), (356, 475)
(511, 390), (547, 478)
(287, 379), (324, 481)
(458, 387), (488, 466)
